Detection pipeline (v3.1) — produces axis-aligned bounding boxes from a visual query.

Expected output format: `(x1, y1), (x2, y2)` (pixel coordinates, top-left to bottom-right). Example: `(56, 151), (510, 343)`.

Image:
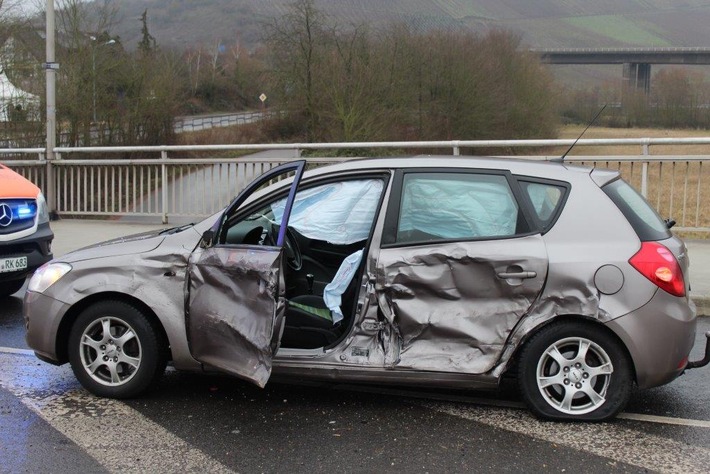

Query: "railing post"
(46, 152), (59, 220)
(37, 152), (45, 190)
(161, 150), (169, 224)
(453, 141), (460, 156)
(641, 143), (649, 197)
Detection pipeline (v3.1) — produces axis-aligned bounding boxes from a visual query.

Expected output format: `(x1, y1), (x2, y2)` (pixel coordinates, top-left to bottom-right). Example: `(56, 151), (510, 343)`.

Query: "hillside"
(104, 0), (710, 50)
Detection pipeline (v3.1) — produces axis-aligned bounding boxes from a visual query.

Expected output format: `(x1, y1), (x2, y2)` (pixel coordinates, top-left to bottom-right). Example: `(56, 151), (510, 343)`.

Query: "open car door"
(185, 161), (306, 387)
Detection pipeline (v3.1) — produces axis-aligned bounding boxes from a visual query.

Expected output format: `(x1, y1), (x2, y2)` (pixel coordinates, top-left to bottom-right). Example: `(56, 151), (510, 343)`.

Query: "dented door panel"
(376, 236), (547, 374)
(186, 245), (285, 387)
(185, 160), (305, 388)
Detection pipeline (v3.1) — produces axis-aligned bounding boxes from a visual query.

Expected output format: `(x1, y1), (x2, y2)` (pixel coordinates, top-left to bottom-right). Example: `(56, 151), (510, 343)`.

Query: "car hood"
(60, 229), (170, 263)
(57, 215), (216, 264)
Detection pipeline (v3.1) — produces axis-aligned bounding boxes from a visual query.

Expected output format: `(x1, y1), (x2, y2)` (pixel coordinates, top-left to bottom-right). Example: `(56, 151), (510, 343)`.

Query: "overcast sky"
(5, 0), (47, 16)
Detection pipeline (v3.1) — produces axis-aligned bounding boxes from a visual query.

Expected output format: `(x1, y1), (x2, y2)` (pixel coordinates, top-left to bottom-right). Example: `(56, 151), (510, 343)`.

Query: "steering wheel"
(245, 223), (302, 271)
(283, 227), (302, 271)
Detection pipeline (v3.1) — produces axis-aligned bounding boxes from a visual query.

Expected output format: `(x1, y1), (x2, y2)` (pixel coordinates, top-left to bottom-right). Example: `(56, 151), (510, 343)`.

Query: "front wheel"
(518, 322), (633, 421)
(68, 300), (167, 398)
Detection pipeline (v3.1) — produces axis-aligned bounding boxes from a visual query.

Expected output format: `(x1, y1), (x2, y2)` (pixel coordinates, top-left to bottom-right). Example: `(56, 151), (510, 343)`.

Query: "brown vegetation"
(263, 0), (558, 146)
(561, 67), (710, 130)
(2, 0), (558, 149)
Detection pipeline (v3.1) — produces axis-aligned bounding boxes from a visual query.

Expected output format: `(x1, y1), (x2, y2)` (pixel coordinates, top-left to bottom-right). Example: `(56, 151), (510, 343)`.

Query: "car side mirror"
(665, 218), (676, 229)
(201, 229), (215, 248)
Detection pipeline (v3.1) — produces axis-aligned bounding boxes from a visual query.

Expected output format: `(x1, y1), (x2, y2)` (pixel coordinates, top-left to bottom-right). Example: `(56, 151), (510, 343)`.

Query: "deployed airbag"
(398, 174), (518, 240)
(272, 179), (383, 245)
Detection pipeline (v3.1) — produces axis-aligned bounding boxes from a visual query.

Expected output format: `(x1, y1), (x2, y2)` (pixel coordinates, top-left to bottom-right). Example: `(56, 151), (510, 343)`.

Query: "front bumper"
(605, 289), (697, 389)
(0, 222), (53, 283)
(24, 289), (70, 364)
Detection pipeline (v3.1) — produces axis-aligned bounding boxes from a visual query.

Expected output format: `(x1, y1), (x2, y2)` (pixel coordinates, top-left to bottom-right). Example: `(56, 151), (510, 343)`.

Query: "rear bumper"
(0, 222), (53, 283)
(605, 290), (697, 389)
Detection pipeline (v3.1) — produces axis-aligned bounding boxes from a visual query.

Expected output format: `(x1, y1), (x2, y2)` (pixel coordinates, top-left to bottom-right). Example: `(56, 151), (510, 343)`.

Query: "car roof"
(234, 155), (613, 217)
(303, 156), (596, 180)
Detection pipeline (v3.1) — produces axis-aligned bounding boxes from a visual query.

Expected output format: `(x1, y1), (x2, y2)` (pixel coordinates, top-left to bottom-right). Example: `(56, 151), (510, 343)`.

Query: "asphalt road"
(1, 284), (709, 473)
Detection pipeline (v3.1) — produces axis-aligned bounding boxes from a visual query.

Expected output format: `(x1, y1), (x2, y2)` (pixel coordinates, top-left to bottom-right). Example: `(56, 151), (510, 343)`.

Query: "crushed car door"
(186, 161), (306, 388)
(376, 170), (548, 375)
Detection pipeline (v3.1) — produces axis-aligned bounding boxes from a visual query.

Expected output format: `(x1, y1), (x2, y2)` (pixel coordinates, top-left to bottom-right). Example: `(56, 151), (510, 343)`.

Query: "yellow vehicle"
(0, 164), (53, 297)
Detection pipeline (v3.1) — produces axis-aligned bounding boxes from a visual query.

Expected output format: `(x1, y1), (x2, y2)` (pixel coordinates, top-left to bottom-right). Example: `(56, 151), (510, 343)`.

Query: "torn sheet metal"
(489, 240), (655, 379)
(376, 237), (547, 374)
(186, 246), (285, 388)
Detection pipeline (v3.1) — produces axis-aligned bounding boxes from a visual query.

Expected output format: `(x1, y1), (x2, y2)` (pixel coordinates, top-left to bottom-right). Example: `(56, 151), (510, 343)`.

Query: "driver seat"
(281, 250), (364, 349)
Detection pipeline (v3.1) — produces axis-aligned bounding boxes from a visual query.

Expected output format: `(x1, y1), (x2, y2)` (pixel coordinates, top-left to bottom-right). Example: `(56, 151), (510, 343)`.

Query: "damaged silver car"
(24, 158), (709, 421)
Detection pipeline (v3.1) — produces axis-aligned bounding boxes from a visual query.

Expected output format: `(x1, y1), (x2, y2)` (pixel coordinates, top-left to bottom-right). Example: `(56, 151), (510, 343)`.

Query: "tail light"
(629, 242), (685, 297)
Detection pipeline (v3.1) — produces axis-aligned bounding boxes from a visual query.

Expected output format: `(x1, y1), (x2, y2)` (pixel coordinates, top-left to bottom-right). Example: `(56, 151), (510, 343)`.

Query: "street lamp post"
(45, 0), (56, 217)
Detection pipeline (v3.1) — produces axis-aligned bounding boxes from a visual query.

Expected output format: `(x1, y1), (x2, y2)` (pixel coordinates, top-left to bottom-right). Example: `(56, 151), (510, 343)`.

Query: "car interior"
(222, 178), (385, 350)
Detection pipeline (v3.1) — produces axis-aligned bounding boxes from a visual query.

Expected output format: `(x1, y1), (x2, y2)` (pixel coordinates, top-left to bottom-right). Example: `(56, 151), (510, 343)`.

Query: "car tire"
(518, 321), (633, 421)
(0, 279), (25, 298)
(68, 300), (167, 398)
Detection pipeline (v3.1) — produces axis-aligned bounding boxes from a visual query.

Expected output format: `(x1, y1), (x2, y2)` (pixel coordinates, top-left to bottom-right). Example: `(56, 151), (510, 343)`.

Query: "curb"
(693, 296), (710, 317)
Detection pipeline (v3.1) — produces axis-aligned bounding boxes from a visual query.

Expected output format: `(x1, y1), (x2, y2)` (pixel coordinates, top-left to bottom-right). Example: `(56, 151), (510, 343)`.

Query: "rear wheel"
(0, 279), (25, 298)
(518, 321), (633, 421)
(68, 300), (167, 398)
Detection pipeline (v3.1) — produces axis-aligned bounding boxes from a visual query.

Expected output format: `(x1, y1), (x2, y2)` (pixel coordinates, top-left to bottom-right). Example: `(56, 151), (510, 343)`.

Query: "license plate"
(0, 256), (28, 273)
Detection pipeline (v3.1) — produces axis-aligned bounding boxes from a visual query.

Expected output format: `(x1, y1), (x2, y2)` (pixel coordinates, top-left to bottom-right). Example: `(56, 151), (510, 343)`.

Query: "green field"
(563, 15), (671, 46)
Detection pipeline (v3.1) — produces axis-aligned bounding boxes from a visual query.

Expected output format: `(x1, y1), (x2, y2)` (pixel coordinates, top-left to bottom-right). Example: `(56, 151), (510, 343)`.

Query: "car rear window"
(520, 181), (567, 229)
(602, 179), (671, 241)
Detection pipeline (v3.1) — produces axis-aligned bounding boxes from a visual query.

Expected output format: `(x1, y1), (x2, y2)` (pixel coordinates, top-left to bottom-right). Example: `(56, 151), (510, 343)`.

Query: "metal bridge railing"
(0, 139), (708, 233)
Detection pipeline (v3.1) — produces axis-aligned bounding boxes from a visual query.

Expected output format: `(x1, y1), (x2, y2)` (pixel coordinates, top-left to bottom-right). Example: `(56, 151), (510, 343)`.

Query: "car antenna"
(552, 104), (607, 163)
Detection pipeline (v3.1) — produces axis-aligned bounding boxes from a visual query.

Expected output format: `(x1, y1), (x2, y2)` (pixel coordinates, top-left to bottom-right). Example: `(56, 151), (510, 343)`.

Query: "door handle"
(497, 271), (537, 279)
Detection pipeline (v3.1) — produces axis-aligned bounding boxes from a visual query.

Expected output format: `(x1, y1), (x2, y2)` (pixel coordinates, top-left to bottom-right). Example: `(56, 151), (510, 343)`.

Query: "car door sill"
(271, 361), (499, 390)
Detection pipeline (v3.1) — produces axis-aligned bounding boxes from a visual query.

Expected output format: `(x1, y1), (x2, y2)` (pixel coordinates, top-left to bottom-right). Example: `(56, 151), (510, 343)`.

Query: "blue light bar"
(12, 202), (37, 220)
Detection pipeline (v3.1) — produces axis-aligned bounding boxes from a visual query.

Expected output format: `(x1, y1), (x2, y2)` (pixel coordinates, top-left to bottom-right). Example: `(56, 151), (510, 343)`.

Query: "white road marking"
(424, 402), (710, 474)
(0, 352), (234, 473)
(0, 346), (34, 356)
(619, 412), (710, 429)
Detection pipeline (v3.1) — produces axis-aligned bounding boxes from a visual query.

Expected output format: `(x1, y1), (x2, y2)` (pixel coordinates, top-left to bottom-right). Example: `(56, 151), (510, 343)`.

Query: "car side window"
(395, 172), (523, 244)
(520, 181), (565, 224)
(224, 178), (384, 246)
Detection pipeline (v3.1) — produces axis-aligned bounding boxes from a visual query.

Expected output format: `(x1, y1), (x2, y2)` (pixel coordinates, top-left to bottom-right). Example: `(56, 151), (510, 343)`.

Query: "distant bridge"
(533, 47), (710, 94)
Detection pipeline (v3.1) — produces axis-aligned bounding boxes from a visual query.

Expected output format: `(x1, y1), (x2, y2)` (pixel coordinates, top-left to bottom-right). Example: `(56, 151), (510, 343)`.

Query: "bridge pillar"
(623, 62), (651, 94)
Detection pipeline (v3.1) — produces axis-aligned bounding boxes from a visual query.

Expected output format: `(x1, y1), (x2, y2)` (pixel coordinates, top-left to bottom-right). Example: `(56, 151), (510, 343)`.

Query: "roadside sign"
(259, 93), (267, 103)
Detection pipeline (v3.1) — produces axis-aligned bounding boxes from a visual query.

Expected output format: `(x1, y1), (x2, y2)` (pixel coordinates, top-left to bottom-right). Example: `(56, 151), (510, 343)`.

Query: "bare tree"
(51, 0), (181, 147)
(265, 0), (329, 141)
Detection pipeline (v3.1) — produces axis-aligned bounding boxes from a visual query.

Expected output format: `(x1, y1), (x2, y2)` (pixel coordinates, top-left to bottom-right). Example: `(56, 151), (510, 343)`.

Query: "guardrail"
(1, 139), (708, 234)
(173, 111), (268, 134)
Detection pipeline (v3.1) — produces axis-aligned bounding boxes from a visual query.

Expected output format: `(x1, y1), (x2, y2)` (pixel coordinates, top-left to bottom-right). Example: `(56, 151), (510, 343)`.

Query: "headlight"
(37, 192), (50, 225)
(28, 262), (72, 293)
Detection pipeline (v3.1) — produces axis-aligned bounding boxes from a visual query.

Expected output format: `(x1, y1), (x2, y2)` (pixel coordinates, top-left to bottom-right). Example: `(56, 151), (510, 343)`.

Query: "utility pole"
(45, 0), (57, 218)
